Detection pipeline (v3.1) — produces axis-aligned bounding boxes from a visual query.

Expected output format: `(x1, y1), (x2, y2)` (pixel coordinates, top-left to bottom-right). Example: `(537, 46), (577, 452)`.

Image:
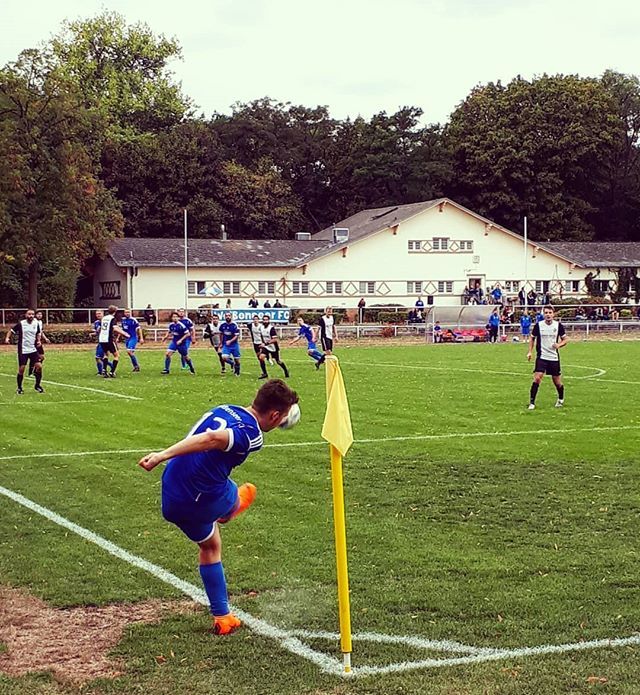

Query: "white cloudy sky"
(2, 0), (640, 124)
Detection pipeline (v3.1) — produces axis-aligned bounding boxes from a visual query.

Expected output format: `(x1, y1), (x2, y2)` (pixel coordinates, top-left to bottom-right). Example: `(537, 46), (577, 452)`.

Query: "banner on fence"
(210, 308), (291, 324)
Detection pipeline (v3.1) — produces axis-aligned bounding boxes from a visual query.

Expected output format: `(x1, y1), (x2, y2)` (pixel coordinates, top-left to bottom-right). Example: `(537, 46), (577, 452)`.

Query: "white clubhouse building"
(92, 198), (640, 310)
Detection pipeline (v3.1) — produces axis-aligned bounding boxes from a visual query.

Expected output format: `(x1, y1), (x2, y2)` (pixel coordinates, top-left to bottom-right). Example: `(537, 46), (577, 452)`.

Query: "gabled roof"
(538, 242), (640, 268)
(108, 237), (332, 268)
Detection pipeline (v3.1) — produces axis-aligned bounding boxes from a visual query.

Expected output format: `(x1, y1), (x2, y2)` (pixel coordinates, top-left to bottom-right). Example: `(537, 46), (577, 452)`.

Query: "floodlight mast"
(523, 216), (528, 309)
(183, 209), (188, 310)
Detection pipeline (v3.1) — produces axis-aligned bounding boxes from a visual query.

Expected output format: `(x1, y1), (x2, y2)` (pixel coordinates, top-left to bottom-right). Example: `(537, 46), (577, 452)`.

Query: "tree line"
(2, 12), (640, 306)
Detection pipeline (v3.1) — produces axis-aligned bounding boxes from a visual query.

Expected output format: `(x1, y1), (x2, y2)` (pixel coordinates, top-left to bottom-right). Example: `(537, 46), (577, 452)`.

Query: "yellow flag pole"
(329, 442), (352, 673)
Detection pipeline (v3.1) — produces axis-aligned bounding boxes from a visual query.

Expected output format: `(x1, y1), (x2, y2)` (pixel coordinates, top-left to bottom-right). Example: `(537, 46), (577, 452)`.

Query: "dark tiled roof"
(539, 242), (640, 267)
(108, 237), (332, 268)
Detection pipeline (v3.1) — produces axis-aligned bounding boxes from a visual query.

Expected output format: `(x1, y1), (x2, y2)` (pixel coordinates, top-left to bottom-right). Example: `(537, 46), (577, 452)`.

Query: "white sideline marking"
(1, 424), (639, 462)
(0, 483), (341, 674)
(0, 373), (142, 401)
(0, 400), (93, 406)
(1, 482), (638, 677)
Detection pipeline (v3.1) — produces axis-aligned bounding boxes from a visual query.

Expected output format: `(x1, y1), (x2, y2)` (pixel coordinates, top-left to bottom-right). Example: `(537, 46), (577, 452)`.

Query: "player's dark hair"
(544, 304), (554, 311)
(253, 379), (298, 414)
(171, 311), (179, 319)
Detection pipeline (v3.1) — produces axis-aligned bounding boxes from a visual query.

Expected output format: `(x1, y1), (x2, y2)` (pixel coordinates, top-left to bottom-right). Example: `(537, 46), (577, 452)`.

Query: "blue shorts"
(161, 473), (238, 543)
(307, 341), (318, 351)
(521, 328), (530, 336)
(126, 337), (138, 350)
(168, 340), (189, 356)
(221, 343), (241, 359)
(95, 344), (104, 359)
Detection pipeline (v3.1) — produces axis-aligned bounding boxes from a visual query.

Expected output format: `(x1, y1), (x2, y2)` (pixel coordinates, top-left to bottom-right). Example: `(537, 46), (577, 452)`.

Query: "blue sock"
(97, 361), (103, 374)
(164, 356), (171, 371)
(181, 355), (186, 367)
(130, 354), (139, 368)
(310, 350), (323, 362)
(199, 562), (229, 616)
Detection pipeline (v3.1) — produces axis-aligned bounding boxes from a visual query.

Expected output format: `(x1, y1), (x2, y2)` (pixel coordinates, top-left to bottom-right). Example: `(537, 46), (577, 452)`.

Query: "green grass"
(1, 340), (639, 694)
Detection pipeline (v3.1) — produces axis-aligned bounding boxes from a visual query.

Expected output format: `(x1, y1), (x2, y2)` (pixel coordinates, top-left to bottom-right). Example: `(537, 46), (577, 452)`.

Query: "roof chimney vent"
(332, 227), (349, 244)
(220, 223), (228, 241)
(295, 232), (312, 240)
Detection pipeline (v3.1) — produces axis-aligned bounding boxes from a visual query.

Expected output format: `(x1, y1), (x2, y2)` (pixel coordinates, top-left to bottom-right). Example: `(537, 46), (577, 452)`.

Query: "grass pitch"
(0, 340), (639, 694)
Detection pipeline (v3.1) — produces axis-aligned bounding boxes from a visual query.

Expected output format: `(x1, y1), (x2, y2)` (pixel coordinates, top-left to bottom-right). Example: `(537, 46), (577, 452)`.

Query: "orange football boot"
(217, 483), (257, 524)
(212, 613), (242, 635)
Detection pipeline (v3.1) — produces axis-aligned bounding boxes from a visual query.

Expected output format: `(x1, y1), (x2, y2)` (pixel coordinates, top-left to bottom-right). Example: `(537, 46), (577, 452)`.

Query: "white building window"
(437, 281), (453, 293)
(291, 281), (309, 294)
(459, 240), (473, 251)
(592, 280), (611, 293)
(188, 281), (207, 295)
(223, 281), (241, 295)
(504, 281), (520, 292)
(564, 280), (580, 292)
(326, 281), (343, 294)
(432, 237), (449, 251)
(407, 281), (422, 294)
(359, 281), (376, 294)
(407, 240), (421, 251)
(258, 281), (275, 295)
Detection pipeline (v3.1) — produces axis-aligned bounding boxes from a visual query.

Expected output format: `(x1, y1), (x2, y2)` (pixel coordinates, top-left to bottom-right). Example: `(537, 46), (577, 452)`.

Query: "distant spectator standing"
(491, 283), (503, 305)
(542, 290), (552, 306)
(263, 299), (271, 308)
(527, 289), (537, 306)
(143, 304), (156, 326)
(520, 310), (532, 339)
(518, 288), (526, 306)
(357, 297), (366, 323)
(225, 298), (232, 310)
(273, 298), (283, 308)
(475, 282), (484, 304)
(488, 308), (500, 343)
(248, 295), (259, 309)
(415, 296), (425, 311)
(433, 321), (443, 343)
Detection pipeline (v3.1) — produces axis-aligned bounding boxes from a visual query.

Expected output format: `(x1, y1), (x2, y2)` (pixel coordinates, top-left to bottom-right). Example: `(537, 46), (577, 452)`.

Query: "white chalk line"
(0, 400), (94, 406)
(286, 358), (607, 381)
(0, 483), (341, 675)
(0, 372), (142, 401)
(1, 482), (638, 678)
(1, 424), (639, 462)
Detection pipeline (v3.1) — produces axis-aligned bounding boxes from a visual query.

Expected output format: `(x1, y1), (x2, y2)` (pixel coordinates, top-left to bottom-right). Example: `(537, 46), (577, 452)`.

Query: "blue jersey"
(180, 316), (194, 332)
(121, 316), (139, 337)
(489, 313), (500, 328)
(168, 321), (190, 342)
(93, 320), (101, 340)
(220, 321), (239, 346)
(163, 405), (263, 502)
(298, 323), (314, 345)
(520, 315), (532, 331)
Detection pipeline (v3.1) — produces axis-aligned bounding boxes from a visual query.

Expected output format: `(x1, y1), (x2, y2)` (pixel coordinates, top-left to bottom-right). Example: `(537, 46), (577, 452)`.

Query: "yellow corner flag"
(321, 356), (354, 673)
(322, 356), (354, 456)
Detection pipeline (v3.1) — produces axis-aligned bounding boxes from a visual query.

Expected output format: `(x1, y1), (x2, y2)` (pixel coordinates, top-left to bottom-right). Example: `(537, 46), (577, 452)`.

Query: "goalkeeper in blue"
(138, 379), (299, 635)
(289, 316), (325, 369)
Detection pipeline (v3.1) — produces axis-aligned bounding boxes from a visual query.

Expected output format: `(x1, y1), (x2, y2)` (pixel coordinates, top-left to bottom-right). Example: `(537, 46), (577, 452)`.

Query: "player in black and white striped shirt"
(4, 309), (44, 394)
(526, 305), (568, 410)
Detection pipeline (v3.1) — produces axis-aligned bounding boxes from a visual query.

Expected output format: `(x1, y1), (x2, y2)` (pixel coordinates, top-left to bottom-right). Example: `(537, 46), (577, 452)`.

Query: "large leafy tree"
(50, 11), (191, 135)
(444, 75), (622, 240)
(0, 50), (123, 307)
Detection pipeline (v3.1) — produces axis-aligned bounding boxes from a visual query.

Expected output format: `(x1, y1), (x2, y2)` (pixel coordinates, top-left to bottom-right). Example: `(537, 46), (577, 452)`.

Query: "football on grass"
(279, 402), (301, 429)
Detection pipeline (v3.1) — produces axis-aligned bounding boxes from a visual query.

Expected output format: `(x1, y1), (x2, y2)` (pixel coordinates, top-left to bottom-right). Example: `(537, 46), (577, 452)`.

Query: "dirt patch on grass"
(0, 585), (198, 685)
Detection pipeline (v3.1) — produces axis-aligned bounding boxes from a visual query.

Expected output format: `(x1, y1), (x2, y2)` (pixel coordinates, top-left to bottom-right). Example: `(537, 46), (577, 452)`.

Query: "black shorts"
(253, 343), (262, 356)
(100, 341), (117, 355)
(18, 352), (41, 368)
(534, 358), (561, 376)
(260, 346), (280, 361)
(321, 336), (333, 352)
(36, 345), (45, 356)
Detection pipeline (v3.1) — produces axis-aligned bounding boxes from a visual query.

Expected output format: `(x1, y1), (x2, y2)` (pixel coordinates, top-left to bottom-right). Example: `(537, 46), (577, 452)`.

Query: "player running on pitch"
(177, 308), (196, 371)
(5, 309), (44, 394)
(258, 314), (289, 379)
(203, 314), (226, 374)
(121, 309), (144, 372)
(98, 305), (130, 378)
(219, 311), (241, 376)
(29, 310), (50, 377)
(138, 379), (299, 635)
(527, 304), (567, 410)
(289, 316), (325, 369)
(161, 312), (195, 374)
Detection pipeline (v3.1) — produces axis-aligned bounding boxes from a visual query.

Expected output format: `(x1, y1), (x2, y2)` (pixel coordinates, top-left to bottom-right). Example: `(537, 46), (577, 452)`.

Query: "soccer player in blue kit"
(289, 316), (325, 369)
(121, 309), (144, 371)
(161, 312), (195, 374)
(177, 308), (195, 370)
(219, 311), (241, 376)
(138, 379), (299, 635)
(92, 310), (107, 375)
